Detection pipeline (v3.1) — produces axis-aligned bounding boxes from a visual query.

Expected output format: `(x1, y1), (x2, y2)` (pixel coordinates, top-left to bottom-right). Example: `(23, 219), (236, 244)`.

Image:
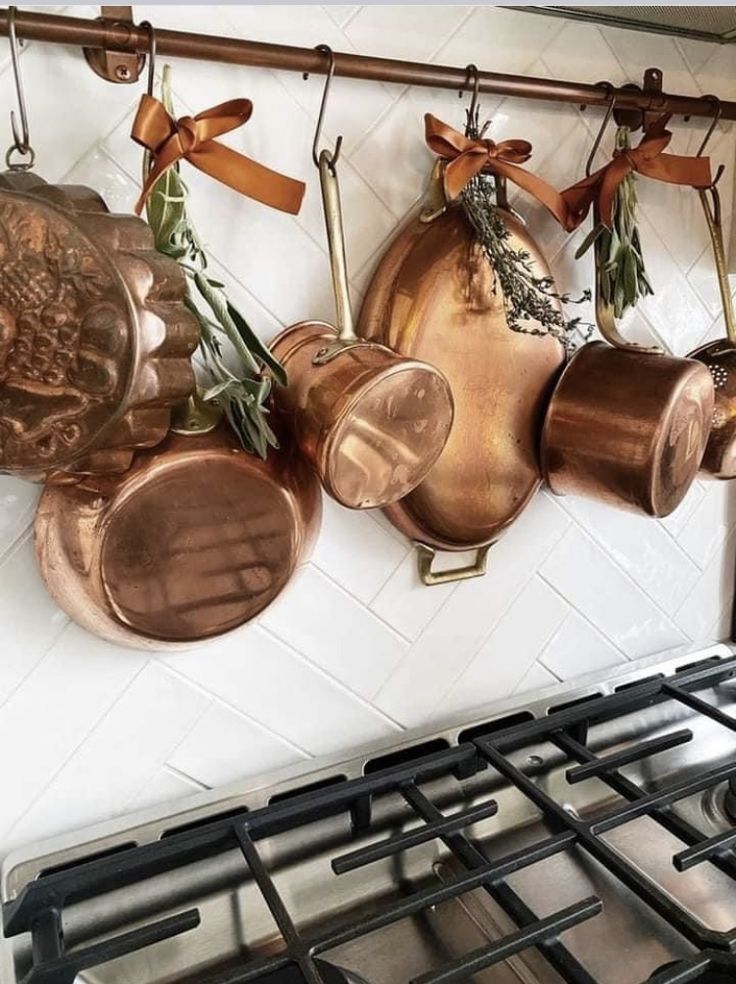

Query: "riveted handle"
(416, 542), (492, 586)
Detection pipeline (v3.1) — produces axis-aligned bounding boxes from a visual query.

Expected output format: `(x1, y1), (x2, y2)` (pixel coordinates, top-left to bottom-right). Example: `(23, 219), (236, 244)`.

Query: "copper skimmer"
(270, 47), (453, 510)
(688, 178), (736, 478)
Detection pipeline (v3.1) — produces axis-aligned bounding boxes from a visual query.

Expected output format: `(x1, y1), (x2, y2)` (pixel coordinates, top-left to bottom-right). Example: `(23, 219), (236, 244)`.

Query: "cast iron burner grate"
(6, 655), (736, 984)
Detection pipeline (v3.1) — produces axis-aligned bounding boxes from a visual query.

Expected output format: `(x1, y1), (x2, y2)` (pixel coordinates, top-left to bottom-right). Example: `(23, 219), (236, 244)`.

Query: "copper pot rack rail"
(0, 6), (735, 122)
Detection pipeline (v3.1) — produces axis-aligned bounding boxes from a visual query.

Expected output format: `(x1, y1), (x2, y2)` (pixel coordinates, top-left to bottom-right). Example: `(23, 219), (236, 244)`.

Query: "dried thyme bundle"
(144, 66), (285, 458)
(460, 108), (591, 350)
(574, 125), (653, 319)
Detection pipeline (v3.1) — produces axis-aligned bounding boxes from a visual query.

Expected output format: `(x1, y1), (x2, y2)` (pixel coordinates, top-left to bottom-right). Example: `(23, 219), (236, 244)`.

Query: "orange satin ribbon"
(424, 112), (572, 228)
(562, 114), (713, 229)
(131, 94), (306, 216)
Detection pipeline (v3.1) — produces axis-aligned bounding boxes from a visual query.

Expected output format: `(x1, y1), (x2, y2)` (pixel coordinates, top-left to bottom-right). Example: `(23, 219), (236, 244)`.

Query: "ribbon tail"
(134, 148), (183, 216)
(189, 143), (305, 215)
(491, 160), (575, 231)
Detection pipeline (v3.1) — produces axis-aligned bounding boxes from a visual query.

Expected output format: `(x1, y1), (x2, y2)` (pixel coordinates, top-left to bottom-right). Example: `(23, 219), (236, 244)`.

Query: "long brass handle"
(416, 542), (492, 586)
(699, 183), (736, 346)
(592, 204), (661, 355)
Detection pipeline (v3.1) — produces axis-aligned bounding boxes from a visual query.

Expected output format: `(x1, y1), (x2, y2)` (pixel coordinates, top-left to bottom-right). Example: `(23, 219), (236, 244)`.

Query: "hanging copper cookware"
(270, 51), (453, 511)
(34, 399), (321, 649)
(688, 180), (736, 478)
(358, 166), (566, 584)
(0, 170), (199, 482)
(541, 207), (715, 517)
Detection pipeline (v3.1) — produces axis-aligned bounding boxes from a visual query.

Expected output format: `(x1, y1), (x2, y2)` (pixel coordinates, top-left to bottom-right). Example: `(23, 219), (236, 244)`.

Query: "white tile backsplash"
(0, 5), (734, 853)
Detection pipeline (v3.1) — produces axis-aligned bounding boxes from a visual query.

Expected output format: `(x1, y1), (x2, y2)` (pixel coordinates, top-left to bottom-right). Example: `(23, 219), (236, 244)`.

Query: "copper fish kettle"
(358, 168), (565, 584)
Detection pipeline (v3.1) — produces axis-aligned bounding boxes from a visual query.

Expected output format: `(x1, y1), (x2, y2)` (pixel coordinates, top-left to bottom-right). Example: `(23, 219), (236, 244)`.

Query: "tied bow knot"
(131, 94), (306, 217)
(561, 114), (713, 230)
(424, 113), (572, 229)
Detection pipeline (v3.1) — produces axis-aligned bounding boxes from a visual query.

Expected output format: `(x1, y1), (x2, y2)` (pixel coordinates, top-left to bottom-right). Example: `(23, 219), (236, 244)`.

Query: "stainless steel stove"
(3, 643), (736, 984)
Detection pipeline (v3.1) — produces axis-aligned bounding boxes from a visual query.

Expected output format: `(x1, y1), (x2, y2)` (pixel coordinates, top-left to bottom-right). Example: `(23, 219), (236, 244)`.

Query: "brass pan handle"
(313, 149), (363, 365)
(592, 204), (661, 355)
(416, 542), (492, 586)
(699, 176), (736, 347)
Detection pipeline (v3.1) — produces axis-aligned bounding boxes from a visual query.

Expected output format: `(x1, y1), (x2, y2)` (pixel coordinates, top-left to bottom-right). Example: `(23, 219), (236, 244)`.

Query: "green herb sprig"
(574, 125), (653, 319)
(144, 65), (285, 458)
(459, 109), (591, 349)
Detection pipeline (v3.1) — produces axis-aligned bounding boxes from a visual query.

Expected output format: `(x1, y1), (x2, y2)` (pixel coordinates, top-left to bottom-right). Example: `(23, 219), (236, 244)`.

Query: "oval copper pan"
(34, 422), (321, 649)
(358, 204), (565, 565)
(0, 171), (198, 482)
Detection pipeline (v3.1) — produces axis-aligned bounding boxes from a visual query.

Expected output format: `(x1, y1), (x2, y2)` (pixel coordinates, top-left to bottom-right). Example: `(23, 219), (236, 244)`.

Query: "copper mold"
(0, 170), (198, 481)
(34, 421), (322, 649)
(358, 195), (565, 583)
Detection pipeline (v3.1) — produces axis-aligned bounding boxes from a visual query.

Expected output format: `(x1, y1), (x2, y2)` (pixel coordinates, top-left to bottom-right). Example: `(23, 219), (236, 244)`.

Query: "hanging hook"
(459, 63), (481, 123)
(5, 6), (34, 170)
(697, 94), (721, 158)
(586, 83), (616, 177)
(139, 20), (156, 97)
(311, 44), (342, 169)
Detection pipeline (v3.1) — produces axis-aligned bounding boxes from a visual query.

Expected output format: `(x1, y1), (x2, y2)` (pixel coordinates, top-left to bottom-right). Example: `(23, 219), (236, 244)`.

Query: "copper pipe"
(2, 6), (736, 122)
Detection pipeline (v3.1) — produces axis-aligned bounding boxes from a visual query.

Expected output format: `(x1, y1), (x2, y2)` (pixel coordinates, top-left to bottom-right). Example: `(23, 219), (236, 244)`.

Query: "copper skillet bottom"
(35, 425), (321, 649)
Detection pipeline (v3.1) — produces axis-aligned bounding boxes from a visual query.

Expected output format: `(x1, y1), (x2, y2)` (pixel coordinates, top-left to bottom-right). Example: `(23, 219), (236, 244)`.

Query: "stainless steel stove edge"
(2, 641), (732, 909)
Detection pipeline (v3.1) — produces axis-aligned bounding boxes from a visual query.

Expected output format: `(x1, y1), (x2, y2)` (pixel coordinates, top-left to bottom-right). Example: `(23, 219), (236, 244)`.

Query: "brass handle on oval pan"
(416, 543), (492, 586)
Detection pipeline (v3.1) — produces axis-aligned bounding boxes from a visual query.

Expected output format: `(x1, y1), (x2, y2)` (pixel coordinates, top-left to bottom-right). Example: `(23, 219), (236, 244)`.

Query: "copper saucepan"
(688, 181), (736, 478)
(34, 398), (321, 649)
(271, 149), (453, 511)
(541, 212), (715, 517)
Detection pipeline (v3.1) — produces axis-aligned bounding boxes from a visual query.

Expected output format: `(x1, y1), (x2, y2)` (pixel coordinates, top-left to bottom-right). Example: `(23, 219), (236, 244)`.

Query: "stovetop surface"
(3, 644), (736, 984)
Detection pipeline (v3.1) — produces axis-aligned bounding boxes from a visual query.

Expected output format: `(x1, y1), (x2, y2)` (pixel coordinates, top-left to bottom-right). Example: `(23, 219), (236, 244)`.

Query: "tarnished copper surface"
(541, 341), (714, 517)
(358, 204), (565, 558)
(34, 422), (321, 648)
(0, 170), (198, 481)
(270, 321), (453, 509)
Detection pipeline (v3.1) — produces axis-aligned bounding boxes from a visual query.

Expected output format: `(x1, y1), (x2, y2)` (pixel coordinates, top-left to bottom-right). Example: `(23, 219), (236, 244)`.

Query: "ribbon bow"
(561, 114), (713, 230)
(424, 113), (572, 228)
(131, 94), (306, 217)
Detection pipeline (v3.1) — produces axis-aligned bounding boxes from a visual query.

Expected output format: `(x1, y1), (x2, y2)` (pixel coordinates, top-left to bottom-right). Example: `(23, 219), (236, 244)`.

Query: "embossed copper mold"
(0, 170), (199, 481)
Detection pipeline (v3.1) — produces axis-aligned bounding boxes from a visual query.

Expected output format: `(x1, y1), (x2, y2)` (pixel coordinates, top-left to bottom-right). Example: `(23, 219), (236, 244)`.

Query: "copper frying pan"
(688, 181), (736, 478)
(34, 398), (321, 649)
(541, 207), (715, 517)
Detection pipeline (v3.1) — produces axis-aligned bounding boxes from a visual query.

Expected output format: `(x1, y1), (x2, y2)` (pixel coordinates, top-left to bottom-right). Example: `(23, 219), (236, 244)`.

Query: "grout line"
(256, 622), (405, 732)
(164, 762), (212, 792)
(5, 658), (152, 842)
(310, 553), (411, 630)
(159, 660), (313, 759)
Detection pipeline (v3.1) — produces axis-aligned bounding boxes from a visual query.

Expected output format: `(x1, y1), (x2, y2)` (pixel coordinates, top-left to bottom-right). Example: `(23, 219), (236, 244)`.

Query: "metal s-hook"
(5, 6), (34, 170)
(459, 63), (481, 126)
(697, 94), (721, 158)
(310, 44), (342, 169)
(586, 83), (616, 177)
(140, 19), (156, 97)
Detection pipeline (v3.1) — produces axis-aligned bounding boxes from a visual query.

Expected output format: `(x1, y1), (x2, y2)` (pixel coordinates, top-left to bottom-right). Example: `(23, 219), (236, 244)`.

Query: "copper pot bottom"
(542, 342), (715, 517)
(689, 339), (736, 479)
(271, 321), (454, 510)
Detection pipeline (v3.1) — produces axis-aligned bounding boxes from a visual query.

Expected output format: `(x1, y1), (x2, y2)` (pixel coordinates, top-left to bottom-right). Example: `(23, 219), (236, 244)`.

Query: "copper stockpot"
(0, 171), (198, 482)
(270, 151), (454, 510)
(358, 172), (565, 584)
(688, 183), (736, 478)
(541, 216), (715, 517)
(34, 403), (321, 649)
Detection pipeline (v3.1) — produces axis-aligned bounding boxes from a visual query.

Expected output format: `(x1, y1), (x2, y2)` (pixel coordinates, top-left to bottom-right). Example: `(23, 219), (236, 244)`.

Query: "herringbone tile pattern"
(1, 4), (735, 853)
